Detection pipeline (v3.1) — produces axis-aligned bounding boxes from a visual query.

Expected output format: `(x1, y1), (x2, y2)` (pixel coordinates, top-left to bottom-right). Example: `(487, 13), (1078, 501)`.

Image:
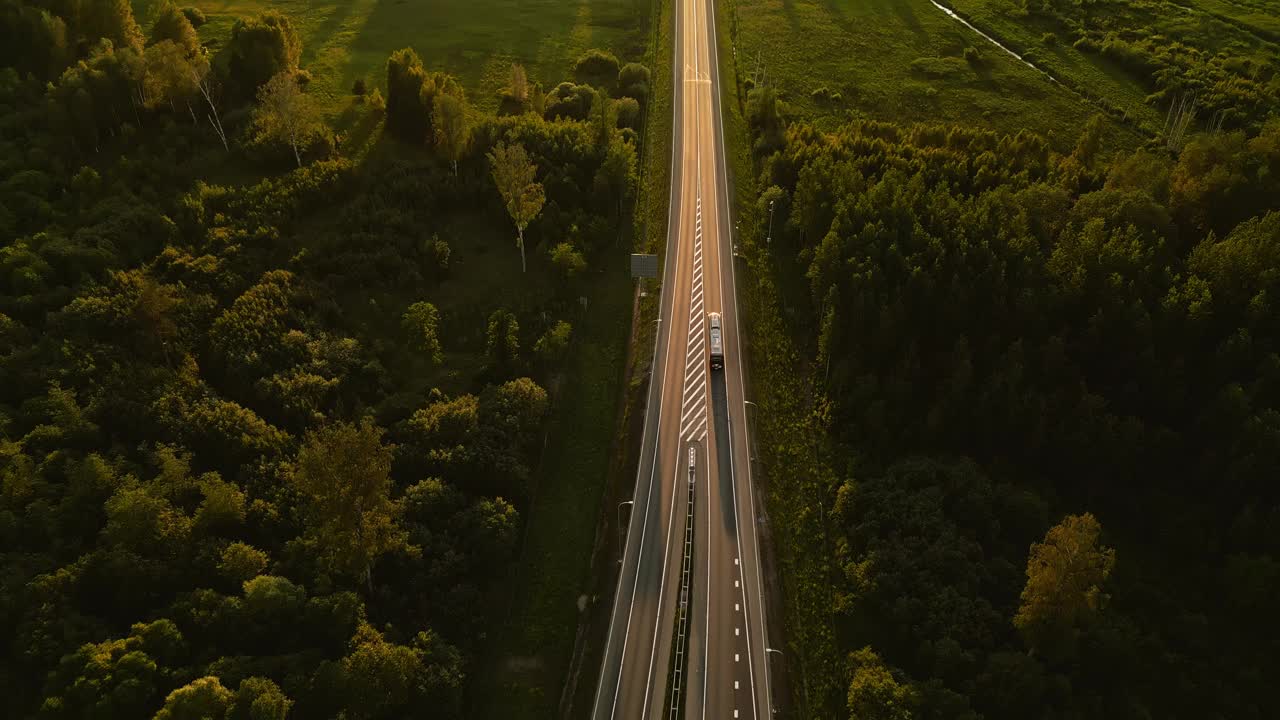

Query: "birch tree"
(433, 92), (469, 176)
(191, 57), (228, 150)
(254, 71), (320, 167)
(488, 142), (545, 272)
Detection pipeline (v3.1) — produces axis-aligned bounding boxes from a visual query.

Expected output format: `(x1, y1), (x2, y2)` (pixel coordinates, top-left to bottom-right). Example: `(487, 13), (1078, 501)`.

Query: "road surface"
(590, 0), (773, 714)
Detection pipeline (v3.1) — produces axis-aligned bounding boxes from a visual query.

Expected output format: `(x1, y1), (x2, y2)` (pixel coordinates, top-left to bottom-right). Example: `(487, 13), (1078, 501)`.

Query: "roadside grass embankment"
(565, 0), (676, 714)
(471, 0), (673, 715)
(716, 0), (846, 715)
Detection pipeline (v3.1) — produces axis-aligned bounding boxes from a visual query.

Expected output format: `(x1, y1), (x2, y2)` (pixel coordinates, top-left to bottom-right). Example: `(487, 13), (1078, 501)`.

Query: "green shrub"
(573, 49), (620, 89)
(615, 96), (642, 130)
(618, 62), (651, 101)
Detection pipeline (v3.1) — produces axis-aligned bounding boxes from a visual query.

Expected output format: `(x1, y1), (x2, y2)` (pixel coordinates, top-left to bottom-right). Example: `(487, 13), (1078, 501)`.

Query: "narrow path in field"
(926, 0), (1063, 85)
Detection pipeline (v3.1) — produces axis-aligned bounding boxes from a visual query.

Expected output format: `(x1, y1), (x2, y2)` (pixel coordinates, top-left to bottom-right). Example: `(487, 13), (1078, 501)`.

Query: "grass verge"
(564, 0), (674, 714)
(475, 0), (672, 715)
(469, 255), (633, 719)
(718, 0), (846, 714)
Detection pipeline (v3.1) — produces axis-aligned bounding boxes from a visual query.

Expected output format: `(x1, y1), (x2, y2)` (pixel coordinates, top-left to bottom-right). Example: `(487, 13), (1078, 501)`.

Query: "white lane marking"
(735, 603), (740, 611)
(682, 415), (708, 442)
(685, 414), (708, 437)
(599, 11), (687, 707)
(708, 0), (769, 701)
(680, 389), (707, 426)
(734, 558), (739, 565)
(637, 445), (690, 719)
(683, 376), (704, 401)
(735, 681), (740, 690)
(735, 579), (740, 588)
(686, 338), (706, 362)
(685, 363), (703, 384)
(735, 654), (740, 663)
(683, 366), (707, 396)
(680, 412), (708, 442)
(736, 627), (740, 636)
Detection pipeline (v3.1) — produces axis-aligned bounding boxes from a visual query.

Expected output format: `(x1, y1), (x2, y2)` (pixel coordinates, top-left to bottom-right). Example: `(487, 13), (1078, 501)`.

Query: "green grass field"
(938, 0), (1166, 133)
(943, 0), (1280, 136)
(134, 0), (652, 113)
(723, 0), (1136, 148)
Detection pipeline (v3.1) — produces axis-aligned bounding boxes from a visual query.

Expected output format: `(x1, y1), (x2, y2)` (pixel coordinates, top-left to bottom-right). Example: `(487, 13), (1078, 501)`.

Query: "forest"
(0, 1), (647, 718)
(745, 73), (1280, 718)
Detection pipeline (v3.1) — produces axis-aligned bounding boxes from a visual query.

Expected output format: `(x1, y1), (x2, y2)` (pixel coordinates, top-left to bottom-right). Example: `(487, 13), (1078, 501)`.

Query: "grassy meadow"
(943, 0), (1280, 135)
(134, 0), (653, 113)
(722, 0), (1137, 149)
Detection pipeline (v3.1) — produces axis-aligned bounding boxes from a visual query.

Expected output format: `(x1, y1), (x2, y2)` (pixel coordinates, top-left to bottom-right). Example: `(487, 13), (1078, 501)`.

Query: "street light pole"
(767, 200), (775, 245)
(765, 648), (783, 716)
(617, 500), (634, 562)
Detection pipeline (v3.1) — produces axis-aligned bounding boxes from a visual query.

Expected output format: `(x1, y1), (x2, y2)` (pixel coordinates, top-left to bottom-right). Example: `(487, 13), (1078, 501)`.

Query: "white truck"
(708, 312), (724, 370)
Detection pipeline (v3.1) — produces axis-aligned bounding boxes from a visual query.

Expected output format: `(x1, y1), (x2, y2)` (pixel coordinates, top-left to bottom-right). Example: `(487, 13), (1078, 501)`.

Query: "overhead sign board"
(630, 253), (659, 278)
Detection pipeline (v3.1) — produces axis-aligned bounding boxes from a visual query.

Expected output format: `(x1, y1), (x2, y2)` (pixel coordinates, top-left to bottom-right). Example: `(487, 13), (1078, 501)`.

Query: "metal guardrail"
(669, 448), (698, 719)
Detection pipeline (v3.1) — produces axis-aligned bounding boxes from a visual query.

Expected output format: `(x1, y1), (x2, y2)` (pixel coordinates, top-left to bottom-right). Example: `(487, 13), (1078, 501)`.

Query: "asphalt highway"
(590, 0), (772, 714)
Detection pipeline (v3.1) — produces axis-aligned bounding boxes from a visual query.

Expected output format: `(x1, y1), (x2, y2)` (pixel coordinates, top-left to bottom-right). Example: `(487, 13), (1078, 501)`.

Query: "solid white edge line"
(641, 1), (704, 712)
(594, 0), (687, 712)
(706, 0), (773, 710)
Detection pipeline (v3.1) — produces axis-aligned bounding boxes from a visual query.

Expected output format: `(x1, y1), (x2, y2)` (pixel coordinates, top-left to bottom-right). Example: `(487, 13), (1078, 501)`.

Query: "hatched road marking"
(679, 198), (708, 444)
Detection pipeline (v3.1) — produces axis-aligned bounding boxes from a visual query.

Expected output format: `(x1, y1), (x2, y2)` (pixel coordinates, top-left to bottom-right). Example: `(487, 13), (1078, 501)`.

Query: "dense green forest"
(0, 1), (646, 718)
(745, 77), (1280, 717)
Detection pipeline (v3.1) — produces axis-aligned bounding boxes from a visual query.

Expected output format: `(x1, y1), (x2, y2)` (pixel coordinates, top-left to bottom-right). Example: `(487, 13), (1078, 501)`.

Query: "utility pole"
(765, 648), (784, 716)
(767, 199), (775, 245)
(617, 500), (634, 561)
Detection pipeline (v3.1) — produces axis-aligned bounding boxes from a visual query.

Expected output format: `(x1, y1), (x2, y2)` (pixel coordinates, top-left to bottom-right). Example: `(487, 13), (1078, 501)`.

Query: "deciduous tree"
(254, 71), (321, 167)
(291, 420), (409, 592)
(488, 142), (545, 272)
(433, 92), (469, 176)
(149, 1), (200, 58)
(154, 676), (233, 720)
(225, 10), (300, 97)
(401, 301), (443, 365)
(1014, 513), (1115, 659)
(485, 308), (520, 374)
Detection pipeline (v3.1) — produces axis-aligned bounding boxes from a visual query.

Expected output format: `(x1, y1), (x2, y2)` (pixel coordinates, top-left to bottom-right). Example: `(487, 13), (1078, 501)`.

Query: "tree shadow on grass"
(300, 1), (359, 69)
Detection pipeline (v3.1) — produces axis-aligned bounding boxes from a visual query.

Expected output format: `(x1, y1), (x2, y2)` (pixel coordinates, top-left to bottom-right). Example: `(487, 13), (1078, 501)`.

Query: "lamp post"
(767, 199), (775, 245)
(617, 500), (634, 561)
(765, 648), (784, 716)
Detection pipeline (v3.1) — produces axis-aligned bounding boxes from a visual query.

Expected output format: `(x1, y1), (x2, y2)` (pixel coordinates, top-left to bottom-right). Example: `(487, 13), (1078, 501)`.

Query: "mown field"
(133, 0), (652, 113)
(721, 0), (1138, 149)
